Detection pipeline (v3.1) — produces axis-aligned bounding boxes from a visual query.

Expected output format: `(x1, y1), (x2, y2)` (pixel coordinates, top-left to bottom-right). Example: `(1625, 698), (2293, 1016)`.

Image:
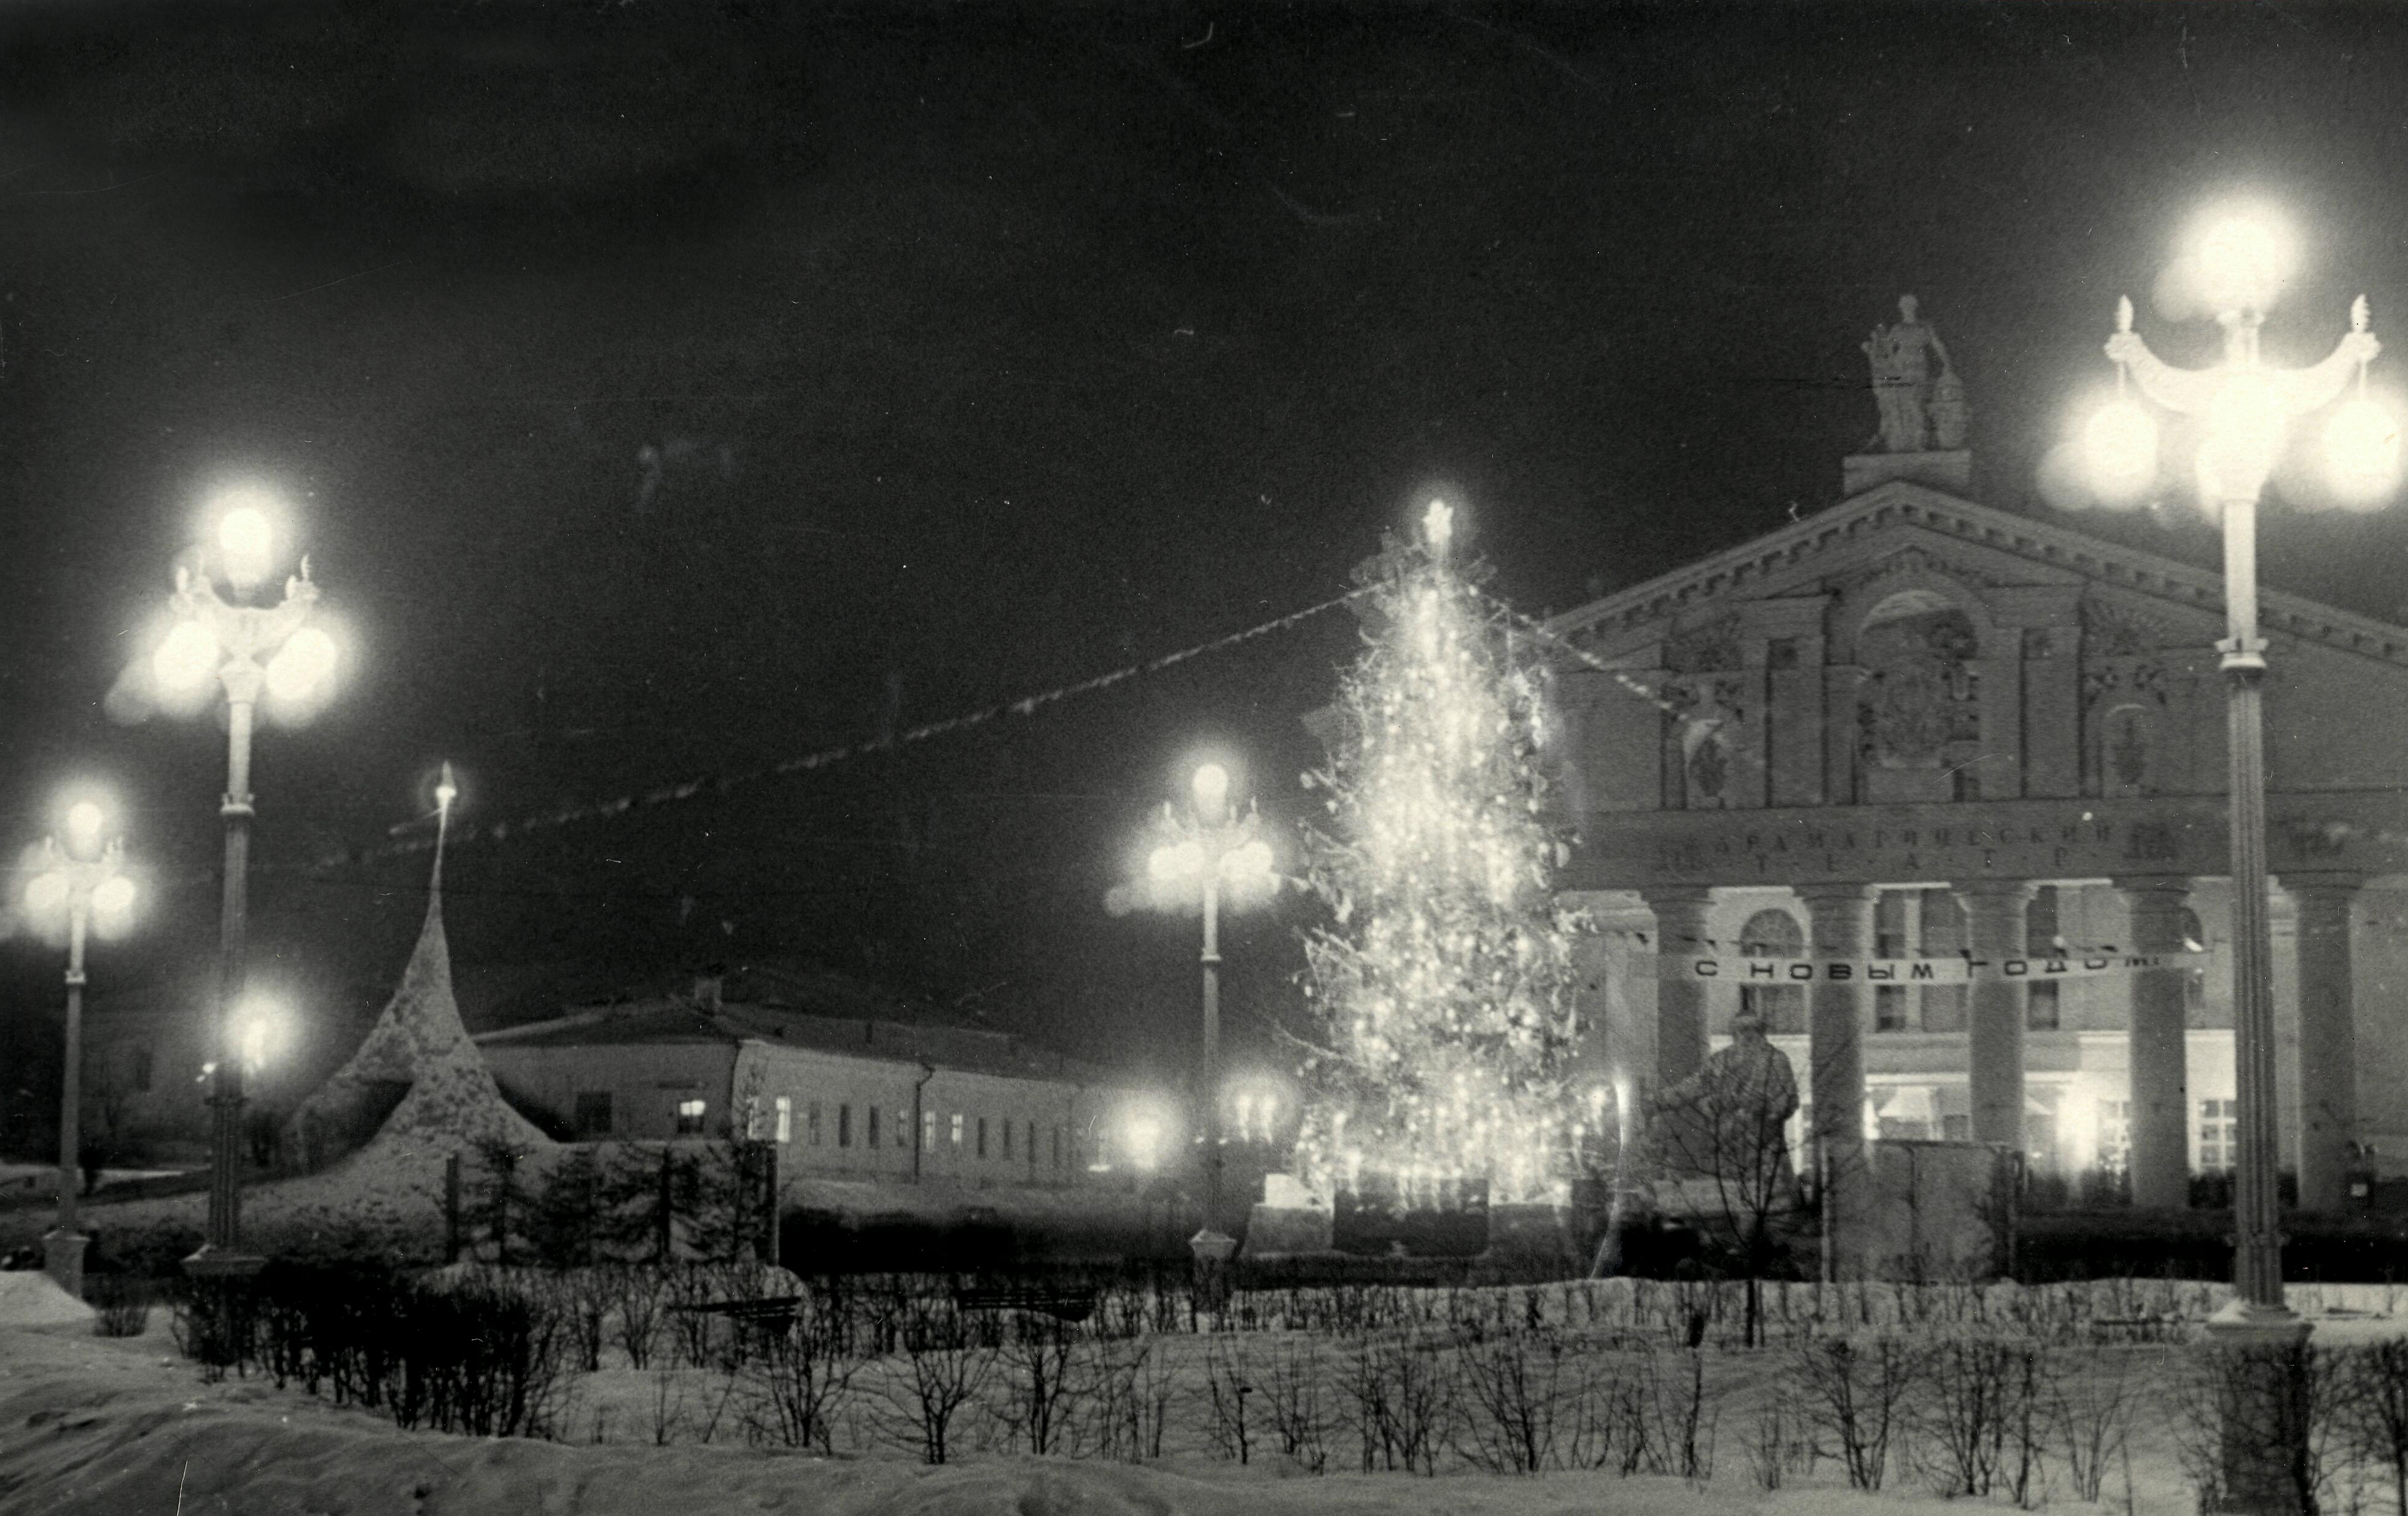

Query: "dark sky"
(7, 1), (2408, 1083)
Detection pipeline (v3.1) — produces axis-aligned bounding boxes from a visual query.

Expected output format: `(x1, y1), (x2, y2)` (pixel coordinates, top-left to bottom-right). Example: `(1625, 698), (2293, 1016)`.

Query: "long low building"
(477, 976), (1154, 1187)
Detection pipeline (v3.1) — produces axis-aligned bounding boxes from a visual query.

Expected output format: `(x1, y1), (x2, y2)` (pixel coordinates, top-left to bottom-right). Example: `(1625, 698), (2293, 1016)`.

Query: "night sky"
(6, 2), (2408, 1092)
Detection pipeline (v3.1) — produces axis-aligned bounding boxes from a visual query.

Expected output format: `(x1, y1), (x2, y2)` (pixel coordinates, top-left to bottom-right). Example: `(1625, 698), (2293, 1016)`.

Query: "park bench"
(668, 1294), (803, 1335)
(953, 1283), (1100, 1323)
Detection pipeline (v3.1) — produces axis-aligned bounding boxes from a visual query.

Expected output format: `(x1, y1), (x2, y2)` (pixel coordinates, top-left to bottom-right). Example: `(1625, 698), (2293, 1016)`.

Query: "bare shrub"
(90, 1273), (151, 1338)
(2165, 1338), (2339, 1516)
(1794, 1335), (1922, 1491)
(991, 1315), (1080, 1456)
(1341, 1338), (1451, 1474)
(1202, 1338), (1255, 1464)
(743, 1295), (854, 1453)
(1075, 1338), (1172, 1461)
(866, 1306), (991, 1465)
(2336, 1340), (2408, 1516)
(1254, 1339), (1335, 1474)
(1907, 1338), (2046, 1504)
(609, 1266), (668, 1370)
(1451, 1326), (1572, 1474)
(2048, 1345), (2140, 1503)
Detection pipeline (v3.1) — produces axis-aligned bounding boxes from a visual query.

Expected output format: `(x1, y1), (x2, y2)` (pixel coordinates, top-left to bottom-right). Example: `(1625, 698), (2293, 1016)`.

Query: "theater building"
(1546, 445), (2408, 1214)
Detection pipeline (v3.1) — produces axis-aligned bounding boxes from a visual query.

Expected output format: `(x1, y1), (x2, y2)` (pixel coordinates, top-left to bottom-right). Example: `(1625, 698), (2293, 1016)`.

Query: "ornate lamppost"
(20, 792), (138, 1299)
(2079, 202), (2397, 1515)
(1136, 760), (1277, 1270)
(148, 487), (343, 1276)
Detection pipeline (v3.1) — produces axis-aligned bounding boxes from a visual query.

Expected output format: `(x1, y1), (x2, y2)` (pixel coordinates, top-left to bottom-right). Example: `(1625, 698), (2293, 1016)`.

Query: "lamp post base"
(2200, 1299), (2315, 1516)
(40, 1229), (90, 1302)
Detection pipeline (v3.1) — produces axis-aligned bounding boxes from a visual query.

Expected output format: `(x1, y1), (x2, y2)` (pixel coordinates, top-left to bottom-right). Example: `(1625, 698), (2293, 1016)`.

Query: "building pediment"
(1548, 479), (2408, 672)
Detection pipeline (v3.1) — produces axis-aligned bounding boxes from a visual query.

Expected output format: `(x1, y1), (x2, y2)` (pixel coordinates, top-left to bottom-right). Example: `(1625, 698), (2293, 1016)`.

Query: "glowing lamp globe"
(153, 619), (222, 694)
(23, 871), (66, 915)
(2190, 206), (2296, 314)
(1148, 840), (1201, 882)
(64, 801), (105, 853)
(264, 624), (340, 706)
(91, 874), (136, 919)
(2324, 397), (2401, 506)
(2083, 399), (2159, 502)
(1191, 762), (1229, 819)
(1224, 837), (1274, 881)
(213, 491), (279, 589)
(2200, 371), (2288, 497)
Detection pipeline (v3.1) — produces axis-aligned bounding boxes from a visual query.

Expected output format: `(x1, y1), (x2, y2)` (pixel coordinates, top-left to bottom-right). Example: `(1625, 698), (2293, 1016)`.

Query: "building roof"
(475, 996), (1116, 1086)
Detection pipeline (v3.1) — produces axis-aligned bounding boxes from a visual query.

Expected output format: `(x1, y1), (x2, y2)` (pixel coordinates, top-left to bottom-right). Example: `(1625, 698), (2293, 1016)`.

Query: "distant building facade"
(476, 979), (1151, 1187)
(1548, 446), (2408, 1213)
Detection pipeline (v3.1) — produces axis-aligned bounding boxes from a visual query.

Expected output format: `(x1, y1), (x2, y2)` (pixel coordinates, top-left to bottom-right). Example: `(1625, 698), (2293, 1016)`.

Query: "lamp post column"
(1200, 870), (1223, 1236)
(2213, 486), (2288, 1316)
(43, 901), (91, 1299)
(203, 674), (259, 1262)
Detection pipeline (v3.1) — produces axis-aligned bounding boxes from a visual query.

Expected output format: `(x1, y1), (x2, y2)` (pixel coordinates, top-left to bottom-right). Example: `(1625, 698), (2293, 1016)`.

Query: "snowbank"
(0, 1324), (2135, 1516)
(0, 1270), (92, 1329)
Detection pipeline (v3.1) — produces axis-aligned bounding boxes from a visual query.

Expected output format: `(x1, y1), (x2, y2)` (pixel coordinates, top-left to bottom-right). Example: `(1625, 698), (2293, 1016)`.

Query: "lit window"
(2096, 1100), (2132, 1174)
(838, 1103), (852, 1148)
(2199, 1098), (2239, 1173)
(922, 1111), (936, 1151)
(676, 1098), (707, 1136)
(742, 1098), (763, 1141)
(774, 1096), (792, 1144)
(950, 1113), (964, 1148)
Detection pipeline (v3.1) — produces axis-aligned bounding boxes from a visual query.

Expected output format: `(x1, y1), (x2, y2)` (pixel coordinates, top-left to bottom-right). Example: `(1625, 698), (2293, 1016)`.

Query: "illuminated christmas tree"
(1292, 500), (1585, 1208)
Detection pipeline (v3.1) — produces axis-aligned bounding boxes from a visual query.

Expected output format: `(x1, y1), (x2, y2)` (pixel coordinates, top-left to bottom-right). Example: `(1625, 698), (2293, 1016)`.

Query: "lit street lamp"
(19, 791), (138, 1299)
(149, 486), (343, 1276)
(1136, 760), (1277, 1268)
(2079, 202), (2396, 1515)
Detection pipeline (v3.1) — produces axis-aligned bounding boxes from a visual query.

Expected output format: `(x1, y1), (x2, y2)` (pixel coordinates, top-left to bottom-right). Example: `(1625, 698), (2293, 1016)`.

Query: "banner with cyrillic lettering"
(1648, 952), (2208, 985)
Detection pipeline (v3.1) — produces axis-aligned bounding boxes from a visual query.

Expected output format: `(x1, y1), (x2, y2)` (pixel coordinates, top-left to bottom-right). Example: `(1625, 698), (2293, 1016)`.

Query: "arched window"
(1738, 908), (1806, 1034)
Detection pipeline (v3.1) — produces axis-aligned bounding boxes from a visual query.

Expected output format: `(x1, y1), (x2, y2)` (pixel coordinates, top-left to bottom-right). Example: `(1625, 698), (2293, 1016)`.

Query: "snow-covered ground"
(12, 1272), (2408, 1515)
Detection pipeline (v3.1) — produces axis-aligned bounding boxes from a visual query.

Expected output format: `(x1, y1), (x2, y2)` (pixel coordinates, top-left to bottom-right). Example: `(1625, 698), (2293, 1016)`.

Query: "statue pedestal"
(41, 1229), (89, 1303)
(1483, 1203), (1581, 1276)
(1239, 1173), (1335, 1259)
(1844, 449), (1970, 498)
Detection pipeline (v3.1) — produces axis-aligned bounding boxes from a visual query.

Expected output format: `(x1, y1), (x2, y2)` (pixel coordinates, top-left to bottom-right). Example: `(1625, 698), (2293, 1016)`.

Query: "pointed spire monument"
(283, 764), (549, 1169)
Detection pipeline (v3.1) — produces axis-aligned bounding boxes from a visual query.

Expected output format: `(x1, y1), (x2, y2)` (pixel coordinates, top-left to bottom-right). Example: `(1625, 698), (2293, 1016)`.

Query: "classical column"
(1957, 880), (2035, 1151)
(1796, 883), (1877, 1277)
(2116, 879), (2194, 1210)
(2287, 874), (2363, 1214)
(1642, 886), (1716, 1090)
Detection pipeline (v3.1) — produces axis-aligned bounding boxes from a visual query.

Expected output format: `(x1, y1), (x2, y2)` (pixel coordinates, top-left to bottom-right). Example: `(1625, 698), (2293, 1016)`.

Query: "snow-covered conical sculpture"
(283, 765), (549, 1168)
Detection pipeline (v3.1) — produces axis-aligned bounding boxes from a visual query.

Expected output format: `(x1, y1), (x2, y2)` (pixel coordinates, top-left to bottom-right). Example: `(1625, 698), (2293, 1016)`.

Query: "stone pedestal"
(1843, 449), (1971, 497)
(41, 1229), (88, 1304)
(1241, 1205), (1333, 1258)
(2201, 1303), (2316, 1516)
(1483, 1203), (1581, 1275)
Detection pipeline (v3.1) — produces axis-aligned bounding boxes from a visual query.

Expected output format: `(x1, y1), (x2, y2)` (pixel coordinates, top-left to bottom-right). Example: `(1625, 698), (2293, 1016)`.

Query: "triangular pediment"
(1548, 479), (2408, 670)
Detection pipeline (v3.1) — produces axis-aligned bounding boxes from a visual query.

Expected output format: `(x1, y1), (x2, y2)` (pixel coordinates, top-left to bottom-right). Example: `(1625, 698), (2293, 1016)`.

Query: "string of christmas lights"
(322, 587), (1373, 870)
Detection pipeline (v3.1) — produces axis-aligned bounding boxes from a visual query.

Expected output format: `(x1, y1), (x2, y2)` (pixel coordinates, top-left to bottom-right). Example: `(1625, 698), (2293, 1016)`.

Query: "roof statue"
(1862, 294), (1968, 453)
(282, 765), (550, 1170)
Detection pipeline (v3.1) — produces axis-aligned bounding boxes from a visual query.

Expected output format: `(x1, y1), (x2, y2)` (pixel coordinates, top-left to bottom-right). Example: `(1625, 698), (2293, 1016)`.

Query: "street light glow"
(64, 801), (105, 853)
(263, 623), (340, 708)
(2324, 396), (2402, 504)
(91, 873), (136, 920)
(23, 870), (66, 915)
(1191, 761), (1229, 819)
(2186, 203), (2297, 315)
(1223, 836), (1274, 881)
(214, 495), (278, 590)
(233, 994), (290, 1071)
(153, 619), (222, 694)
(1148, 838), (1203, 881)
(2200, 370), (2289, 498)
(2083, 397), (2159, 502)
